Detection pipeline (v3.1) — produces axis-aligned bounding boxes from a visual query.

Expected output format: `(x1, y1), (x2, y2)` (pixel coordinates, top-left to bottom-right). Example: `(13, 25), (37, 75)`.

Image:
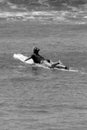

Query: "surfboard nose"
(13, 54), (27, 61)
(13, 53), (34, 64)
(13, 54), (19, 59)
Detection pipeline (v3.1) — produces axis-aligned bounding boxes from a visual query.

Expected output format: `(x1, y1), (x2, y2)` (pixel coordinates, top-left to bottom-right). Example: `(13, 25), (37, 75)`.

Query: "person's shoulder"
(31, 53), (36, 57)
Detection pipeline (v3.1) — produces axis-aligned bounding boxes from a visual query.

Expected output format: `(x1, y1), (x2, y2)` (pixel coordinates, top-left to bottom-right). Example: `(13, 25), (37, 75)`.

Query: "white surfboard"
(13, 53), (68, 69)
(13, 53), (79, 72)
(13, 54), (34, 64)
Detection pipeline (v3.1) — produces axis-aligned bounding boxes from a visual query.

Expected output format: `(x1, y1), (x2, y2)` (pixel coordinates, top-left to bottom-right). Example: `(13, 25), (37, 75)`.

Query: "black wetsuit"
(30, 53), (44, 64)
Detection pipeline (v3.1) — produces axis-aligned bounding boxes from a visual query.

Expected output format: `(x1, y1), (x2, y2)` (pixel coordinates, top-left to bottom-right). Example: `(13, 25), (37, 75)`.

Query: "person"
(25, 47), (62, 68)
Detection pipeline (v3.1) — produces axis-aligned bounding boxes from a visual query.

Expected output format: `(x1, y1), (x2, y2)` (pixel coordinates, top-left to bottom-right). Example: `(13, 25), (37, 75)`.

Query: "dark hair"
(33, 47), (40, 53)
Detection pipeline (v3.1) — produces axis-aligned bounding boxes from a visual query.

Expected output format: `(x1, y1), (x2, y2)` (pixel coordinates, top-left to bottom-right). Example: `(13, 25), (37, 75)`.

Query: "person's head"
(33, 47), (40, 54)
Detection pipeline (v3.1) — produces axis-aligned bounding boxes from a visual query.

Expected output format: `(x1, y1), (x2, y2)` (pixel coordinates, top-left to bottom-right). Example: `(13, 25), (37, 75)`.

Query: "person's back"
(31, 53), (44, 64)
(25, 47), (61, 68)
(30, 47), (44, 64)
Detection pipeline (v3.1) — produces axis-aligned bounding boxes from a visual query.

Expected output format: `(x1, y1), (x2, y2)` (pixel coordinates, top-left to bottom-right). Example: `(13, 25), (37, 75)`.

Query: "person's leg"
(51, 62), (60, 68)
(42, 60), (52, 67)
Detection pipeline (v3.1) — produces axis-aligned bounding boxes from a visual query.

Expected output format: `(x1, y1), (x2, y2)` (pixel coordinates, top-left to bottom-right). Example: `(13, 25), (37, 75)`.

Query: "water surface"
(0, 21), (87, 130)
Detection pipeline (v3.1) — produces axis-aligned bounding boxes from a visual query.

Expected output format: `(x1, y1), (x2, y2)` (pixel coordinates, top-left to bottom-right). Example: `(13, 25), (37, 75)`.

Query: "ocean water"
(0, 13), (87, 130)
(1, 10), (87, 25)
(1, 0), (87, 25)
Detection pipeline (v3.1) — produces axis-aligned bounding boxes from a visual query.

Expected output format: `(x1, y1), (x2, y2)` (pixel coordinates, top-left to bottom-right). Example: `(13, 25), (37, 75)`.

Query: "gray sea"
(0, 9), (87, 130)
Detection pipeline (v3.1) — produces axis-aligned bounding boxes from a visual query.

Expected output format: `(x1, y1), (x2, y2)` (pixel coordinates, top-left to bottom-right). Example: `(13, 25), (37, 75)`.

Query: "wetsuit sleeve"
(25, 56), (32, 61)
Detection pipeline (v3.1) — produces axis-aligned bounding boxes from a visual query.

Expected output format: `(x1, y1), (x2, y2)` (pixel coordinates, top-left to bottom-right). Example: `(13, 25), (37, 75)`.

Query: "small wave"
(0, 9), (87, 24)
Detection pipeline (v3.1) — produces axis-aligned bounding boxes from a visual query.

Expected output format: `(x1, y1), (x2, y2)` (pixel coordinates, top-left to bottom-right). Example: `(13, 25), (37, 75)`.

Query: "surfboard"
(13, 54), (34, 64)
(13, 53), (78, 72)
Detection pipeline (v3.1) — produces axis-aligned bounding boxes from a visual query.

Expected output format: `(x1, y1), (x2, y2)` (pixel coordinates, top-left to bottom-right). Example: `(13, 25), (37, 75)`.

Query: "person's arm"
(25, 56), (32, 61)
(39, 55), (45, 60)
